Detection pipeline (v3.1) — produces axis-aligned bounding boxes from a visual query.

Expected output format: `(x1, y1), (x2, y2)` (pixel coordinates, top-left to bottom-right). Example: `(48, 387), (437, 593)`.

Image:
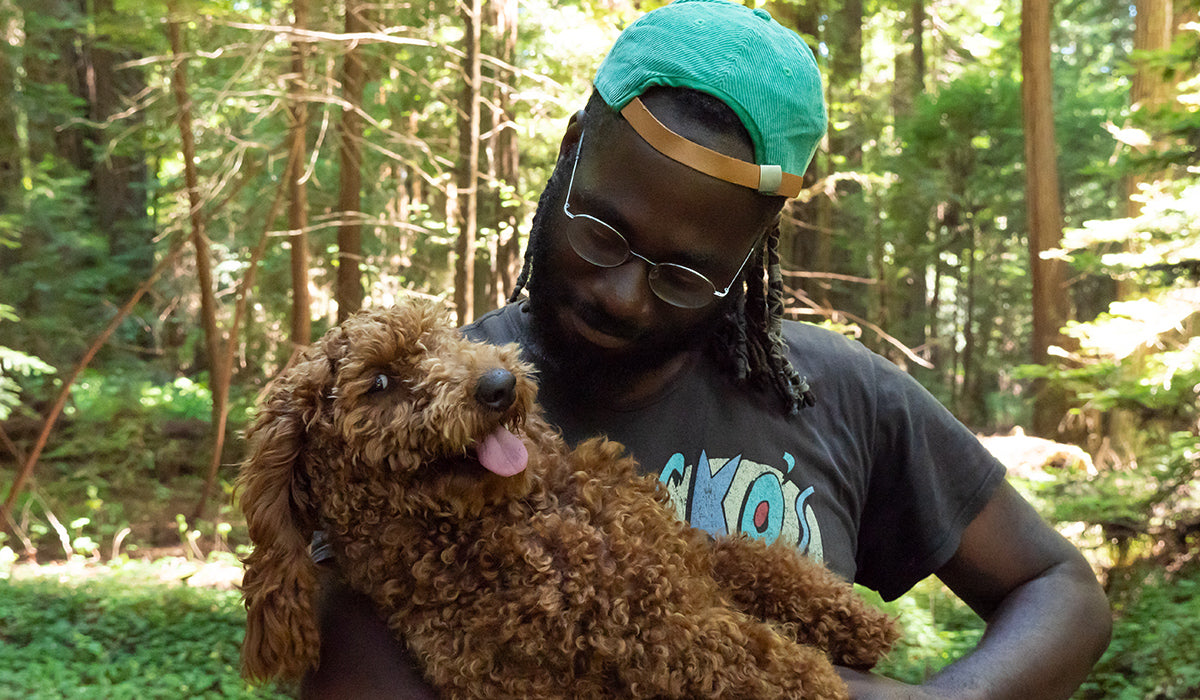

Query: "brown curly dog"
(237, 299), (898, 699)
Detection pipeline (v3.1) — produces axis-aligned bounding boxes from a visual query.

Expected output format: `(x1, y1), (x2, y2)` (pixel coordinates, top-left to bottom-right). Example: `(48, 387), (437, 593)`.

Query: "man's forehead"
(576, 123), (778, 256)
(636, 91), (757, 165)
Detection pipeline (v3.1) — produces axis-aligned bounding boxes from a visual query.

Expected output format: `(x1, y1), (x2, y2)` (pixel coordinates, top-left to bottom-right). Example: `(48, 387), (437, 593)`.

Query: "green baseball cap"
(593, 0), (826, 197)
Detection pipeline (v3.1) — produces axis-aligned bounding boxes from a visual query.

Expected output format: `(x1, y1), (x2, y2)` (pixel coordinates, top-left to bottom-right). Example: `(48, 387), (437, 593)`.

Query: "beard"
(520, 169), (732, 400)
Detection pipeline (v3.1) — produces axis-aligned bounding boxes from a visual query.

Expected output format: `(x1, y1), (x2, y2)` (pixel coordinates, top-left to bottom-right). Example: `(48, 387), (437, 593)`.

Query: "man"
(303, 1), (1111, 697)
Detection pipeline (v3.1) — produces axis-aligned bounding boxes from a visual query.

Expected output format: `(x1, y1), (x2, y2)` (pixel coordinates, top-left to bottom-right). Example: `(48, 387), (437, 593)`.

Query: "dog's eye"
(367, 374), (390, 393)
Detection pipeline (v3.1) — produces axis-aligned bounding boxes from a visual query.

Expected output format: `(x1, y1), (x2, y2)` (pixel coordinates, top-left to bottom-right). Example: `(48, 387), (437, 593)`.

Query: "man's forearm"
(924, 558), (1112, 700)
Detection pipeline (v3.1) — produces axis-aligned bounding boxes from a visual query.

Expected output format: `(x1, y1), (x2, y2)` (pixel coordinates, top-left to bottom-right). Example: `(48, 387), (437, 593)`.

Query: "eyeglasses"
(562, 132), (756, 309)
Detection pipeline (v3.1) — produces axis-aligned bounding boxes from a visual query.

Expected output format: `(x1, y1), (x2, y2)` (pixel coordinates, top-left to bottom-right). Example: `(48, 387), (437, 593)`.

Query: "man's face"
(525, 104), (779, 389)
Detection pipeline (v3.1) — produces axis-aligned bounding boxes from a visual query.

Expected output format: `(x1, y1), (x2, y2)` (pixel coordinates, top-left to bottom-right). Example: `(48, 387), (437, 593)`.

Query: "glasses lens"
(566, 218), (630, 268)
(648, 264), (717, 309)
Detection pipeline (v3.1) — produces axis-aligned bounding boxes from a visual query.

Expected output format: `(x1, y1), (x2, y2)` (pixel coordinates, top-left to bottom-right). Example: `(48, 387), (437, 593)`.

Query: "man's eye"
(368, 374), (390, 393)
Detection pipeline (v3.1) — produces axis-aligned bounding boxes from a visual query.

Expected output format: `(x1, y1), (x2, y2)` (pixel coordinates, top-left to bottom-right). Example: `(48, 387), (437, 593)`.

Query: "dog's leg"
(610, 606), (850, 700)
(709, 535), (900, 670)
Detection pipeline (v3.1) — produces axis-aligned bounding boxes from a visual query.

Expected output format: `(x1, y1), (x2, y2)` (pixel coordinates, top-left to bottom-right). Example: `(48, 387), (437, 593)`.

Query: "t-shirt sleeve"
(461, 303), (523, 345)
(853, 355), (1007, 601)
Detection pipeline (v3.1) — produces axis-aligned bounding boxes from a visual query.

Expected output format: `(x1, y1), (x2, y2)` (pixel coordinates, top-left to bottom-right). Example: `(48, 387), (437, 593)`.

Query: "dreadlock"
(510, 88), (814, 415)
(714, 220), (815, 415)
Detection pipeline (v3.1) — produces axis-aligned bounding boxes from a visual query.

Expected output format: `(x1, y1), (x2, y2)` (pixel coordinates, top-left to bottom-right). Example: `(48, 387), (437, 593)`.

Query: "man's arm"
(300, 564), (440, 699)
(841, 480), (1112, 700)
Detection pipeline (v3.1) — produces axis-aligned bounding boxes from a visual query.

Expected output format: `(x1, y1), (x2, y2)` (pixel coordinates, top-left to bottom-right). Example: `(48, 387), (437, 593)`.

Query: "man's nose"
(595, 257), (657, 321)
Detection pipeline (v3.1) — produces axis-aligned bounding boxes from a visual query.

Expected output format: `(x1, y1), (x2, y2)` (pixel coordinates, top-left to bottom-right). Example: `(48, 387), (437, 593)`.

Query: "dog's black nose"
(474, 368), (517, 411)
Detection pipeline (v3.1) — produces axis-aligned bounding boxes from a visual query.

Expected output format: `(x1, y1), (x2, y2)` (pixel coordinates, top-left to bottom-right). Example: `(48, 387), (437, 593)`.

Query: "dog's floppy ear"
(237, 346), (337, 682)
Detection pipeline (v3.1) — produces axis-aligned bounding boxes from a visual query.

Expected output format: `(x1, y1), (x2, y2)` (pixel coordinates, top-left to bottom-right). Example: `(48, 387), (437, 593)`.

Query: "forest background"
(0, 0), (1198, 696)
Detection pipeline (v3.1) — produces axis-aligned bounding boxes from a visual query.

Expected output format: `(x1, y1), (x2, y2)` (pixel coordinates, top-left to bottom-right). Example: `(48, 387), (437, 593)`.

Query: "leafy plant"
(0, 341), (56, 422)
(0, 563), (288, 699)
(868, 579), (985, 685)
(1077, 566), (1200, 699)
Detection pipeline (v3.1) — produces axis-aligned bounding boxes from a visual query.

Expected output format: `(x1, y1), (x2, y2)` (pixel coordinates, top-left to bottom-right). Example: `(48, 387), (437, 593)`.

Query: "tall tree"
(19, 0), (84, 171)
(891, 1), (932, 358)
(486, 0), (520, 311)
(1021, 0), (1071, 437)
(770, 0), (832, 308)
(892, 0), (926, 120)
(1127, 0), (1180, 217)
(336, 0), (367, 323)
(86, 0), (152, 297)
(167, 2), (227, 518)
(0, 10), (19, 217)
(454, 0), (482, 325)
(287, 0), (312, 344)
(827, 0), (868, 323)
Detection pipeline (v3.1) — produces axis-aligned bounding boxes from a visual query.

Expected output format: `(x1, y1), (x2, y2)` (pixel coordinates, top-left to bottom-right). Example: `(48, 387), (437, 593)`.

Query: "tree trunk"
(1127, 0), (1177, 219)
(894, 0), (932, 356)
(1132, 0), (1175, 119)
(770, 0), (827, 307)
(1021, 0), (1071, 437)
(892, 0), (925, 120)
(0, 15), (19, 217)
(960, 227), (980, 425)
(20, 0), (86, 171)
(87, 0), (152, 297)
(336, 0), (367, 323)
(167, 4), (229, 520)
(454, 0), (482, 325)
(487, 0), (520, 310)
(825, 0), (869, 327)
(827, 0), (863, 167)
(288, 0), (312, 344)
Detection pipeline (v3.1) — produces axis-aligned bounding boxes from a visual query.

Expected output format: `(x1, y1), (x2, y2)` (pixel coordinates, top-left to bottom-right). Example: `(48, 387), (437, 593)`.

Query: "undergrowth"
(1077, 564), (1200, 700)
(0, 560), (289, 699)
(868, 579), (985, 684)
(2, 537), (1199, 698)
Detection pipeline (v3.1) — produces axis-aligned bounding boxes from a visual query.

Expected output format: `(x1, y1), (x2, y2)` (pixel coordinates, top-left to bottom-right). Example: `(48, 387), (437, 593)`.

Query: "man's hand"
(837, 667), (958, 700)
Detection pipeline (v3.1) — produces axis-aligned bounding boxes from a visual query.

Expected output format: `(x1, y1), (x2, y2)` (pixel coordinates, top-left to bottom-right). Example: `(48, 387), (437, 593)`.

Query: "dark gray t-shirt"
(464, 301), (1005, 601)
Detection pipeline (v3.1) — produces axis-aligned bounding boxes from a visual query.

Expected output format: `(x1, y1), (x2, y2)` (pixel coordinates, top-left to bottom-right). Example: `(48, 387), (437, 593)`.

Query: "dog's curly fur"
(238, 299), (899, 699)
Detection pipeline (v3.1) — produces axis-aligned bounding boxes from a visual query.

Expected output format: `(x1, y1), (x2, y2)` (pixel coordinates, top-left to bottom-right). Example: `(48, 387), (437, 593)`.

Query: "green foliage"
(867, 579), (985, 685)
(0, 563), (288, 699)
(2, 368), (257, 560)
(882, 66), (1030, 421)
(1022, 174), (1200, 546)
(1029, 432), (1199, 567)
(67, 369), (220, 424)
(871, 556), (1200, 699)
(0, 4), (1196, 696)
(0, 325), (56, 421)
(0, 161), (101, 366)
(1077, 566), (1200, 700)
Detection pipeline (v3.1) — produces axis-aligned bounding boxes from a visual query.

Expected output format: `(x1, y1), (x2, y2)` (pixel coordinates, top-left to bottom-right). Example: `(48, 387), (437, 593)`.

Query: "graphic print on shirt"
(658, 450), (824, 564)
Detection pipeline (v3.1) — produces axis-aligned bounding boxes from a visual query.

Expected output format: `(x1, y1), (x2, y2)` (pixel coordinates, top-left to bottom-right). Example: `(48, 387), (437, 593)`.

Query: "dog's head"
(236, 298), (540, 681)
(311, 300), (537, 491)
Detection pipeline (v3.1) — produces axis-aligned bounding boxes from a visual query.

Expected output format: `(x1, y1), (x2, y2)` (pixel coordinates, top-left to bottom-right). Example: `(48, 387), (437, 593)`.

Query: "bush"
(0, 562), (288, 699)
(1077, 566), (1200, 699)
(868, 579), (985, 685)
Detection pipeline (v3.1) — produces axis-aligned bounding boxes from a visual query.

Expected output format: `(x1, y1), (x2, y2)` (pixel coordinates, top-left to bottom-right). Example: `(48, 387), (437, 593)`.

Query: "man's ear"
(556, 109), (585, 164)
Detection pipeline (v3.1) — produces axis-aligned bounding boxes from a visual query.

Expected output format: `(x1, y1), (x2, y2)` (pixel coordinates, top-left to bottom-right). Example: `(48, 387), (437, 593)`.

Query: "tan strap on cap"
(620, 97), (803, 198)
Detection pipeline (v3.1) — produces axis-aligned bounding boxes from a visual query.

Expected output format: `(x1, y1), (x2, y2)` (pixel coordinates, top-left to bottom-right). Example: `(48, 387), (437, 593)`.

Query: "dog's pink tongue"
(477, 425), (528, 477)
